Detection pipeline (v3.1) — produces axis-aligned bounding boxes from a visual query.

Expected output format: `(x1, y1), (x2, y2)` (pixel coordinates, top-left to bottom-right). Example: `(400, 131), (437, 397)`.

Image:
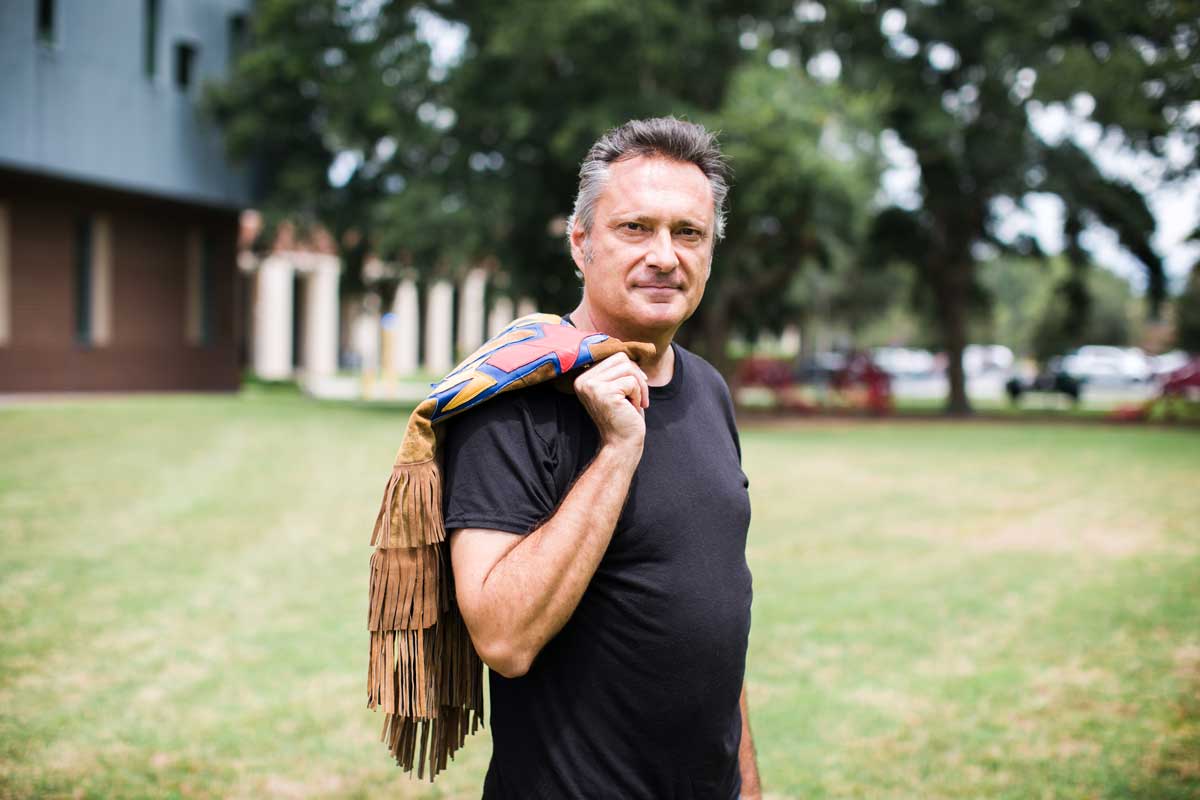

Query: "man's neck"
(568, 302), (676, 387)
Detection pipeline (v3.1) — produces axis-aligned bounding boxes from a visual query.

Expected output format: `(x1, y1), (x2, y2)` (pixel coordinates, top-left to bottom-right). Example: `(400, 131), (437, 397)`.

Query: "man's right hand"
(573, 352), (649, 453)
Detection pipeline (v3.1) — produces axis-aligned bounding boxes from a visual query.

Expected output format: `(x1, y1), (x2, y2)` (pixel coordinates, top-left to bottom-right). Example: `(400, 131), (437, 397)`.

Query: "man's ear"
(569, 226), (589, 277)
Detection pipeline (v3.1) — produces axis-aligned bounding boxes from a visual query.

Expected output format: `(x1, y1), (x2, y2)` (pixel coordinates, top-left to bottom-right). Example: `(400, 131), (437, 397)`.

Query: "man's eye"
(622, 222), (645, 232)
(677, 228), (701, 238)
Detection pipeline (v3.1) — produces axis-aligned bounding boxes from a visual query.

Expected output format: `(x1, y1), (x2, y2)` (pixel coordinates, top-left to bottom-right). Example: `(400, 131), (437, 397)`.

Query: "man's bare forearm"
(739, 683), (762, 798)
(458, 441), (641, 676)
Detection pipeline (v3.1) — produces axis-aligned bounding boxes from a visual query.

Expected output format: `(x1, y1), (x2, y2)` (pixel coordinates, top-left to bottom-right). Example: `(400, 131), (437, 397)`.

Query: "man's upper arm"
(440, 390), (560, 536)
(449, 527), (522, 621)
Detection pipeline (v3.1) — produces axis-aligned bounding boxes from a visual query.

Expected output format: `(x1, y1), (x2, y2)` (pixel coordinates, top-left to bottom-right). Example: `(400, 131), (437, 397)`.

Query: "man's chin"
(626, 300), (689, 333)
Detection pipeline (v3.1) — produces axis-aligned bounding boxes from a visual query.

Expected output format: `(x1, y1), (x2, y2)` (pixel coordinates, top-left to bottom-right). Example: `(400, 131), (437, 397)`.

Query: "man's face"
(571, 155), (716, 337)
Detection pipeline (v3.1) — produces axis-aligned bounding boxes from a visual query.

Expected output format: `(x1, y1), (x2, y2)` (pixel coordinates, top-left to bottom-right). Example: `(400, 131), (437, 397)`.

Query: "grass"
(1, 393), (1198, 799)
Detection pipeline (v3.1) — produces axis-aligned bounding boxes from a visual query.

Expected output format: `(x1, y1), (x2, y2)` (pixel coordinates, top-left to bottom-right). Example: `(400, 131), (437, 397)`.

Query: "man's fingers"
(586, 351), (631, 377)
(595, 355), (649, 388)
(574, 351), (652, 410)
(578, 358), (647, 390)
(612, 375), (640, 406)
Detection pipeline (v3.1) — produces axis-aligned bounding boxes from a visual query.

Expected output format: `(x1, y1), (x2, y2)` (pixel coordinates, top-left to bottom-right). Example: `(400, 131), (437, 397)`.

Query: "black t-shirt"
(441, 338), (753, 800)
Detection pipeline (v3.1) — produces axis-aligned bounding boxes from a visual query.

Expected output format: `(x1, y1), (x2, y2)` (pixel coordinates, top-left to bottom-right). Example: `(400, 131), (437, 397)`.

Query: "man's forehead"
(599, 155), (714, 222)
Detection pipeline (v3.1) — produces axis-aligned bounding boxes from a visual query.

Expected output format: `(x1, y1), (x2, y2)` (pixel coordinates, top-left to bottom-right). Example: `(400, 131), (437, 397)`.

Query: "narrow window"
(73, 216), (112, 347)
(144, 0), (160, 77)
(228, 14), (248, 67)
(187, 229), (216, 346)
(74, 217), (93, 345)
(91, 216), (113, 346)
(175, 42), (197, 90)
(36, 0), (55, 44)
(200, 234), (214, 345)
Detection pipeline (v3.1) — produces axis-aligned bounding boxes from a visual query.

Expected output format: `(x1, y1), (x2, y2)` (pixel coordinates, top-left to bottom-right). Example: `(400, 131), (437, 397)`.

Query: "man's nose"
(644, 227), (679, 272)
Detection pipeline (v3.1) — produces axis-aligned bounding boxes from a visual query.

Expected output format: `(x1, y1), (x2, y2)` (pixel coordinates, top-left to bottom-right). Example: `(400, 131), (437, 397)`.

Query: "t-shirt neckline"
(561, 312), (683, 400)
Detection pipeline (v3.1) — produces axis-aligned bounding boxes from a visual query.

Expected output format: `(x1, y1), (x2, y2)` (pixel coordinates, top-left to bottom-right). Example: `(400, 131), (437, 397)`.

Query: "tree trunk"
(684, 299), (735, 381)
(931, 261), (972, 416)
(704, 311), (735, 380)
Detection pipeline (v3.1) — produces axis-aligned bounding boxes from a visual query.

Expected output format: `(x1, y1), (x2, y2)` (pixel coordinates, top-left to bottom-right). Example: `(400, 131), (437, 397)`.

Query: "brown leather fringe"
(370, 459), (445, 549)
(368, 567), (485, 781)
(367, 546), (441, 632)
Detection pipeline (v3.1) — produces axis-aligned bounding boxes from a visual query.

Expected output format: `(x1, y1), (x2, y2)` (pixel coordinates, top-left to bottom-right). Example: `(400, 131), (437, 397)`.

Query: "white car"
(1061, 345), (1153, 386)
(871, 347), (936, 378)
(963, 344), (1014, 376)
(1151, 350), (1191, 378)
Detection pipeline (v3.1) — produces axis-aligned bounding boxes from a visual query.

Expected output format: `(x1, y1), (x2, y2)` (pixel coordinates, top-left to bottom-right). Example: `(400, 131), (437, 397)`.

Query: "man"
(442, 117), (760, 799)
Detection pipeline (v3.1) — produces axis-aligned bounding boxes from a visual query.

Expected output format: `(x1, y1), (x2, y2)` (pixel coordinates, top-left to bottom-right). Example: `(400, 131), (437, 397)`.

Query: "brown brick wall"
(0, 168), (243, 392)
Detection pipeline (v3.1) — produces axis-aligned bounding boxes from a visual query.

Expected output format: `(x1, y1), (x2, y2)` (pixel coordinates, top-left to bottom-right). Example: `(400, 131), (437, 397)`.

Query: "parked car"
(1151, 350), (1191, 379)
(1061, 345), (1152, 386)
(871, 346), (936, 379)
(1005, 357), (1082, 405)
(793, 351), (847, 385)
(964, 344), (1014, 376)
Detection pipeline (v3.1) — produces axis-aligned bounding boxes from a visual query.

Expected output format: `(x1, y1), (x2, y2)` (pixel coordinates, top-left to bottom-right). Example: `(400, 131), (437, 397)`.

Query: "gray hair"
(566, 117), (731, 246)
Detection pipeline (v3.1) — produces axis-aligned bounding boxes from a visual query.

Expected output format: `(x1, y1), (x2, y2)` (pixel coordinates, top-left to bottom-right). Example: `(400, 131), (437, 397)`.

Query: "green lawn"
(1, 393), (1197, 799)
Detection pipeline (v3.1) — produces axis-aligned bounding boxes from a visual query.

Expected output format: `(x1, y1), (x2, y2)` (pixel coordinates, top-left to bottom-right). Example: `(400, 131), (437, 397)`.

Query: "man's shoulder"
(675, 343), (733, 398)
(440, 379), (587, 459)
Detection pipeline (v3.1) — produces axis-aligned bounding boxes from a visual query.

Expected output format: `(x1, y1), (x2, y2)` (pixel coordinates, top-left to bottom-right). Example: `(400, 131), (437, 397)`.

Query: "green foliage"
(203, 1), (1198, 401)
(789, 0), (1198, 410)
(975, 257), (1140, 358)
(204, 0), (440, 290)
(433, 0), (882, 350)
(1028, 261), (1140, 360)
(686, 60), (881, 365)
(205, 0), (883, 371)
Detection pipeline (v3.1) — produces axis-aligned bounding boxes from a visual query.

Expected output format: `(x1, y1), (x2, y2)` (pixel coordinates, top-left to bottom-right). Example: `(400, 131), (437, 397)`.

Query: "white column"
(516, 297), (536, 319)
(303, 262), (339, 377)
(91, 215), (113, 346)
(253, 256), (294, 380)
(424, 279), (454, 374)
(0, 204), (9, 346)
(352, 308), (380, 373)
(456, 267), (488, 355)
(487, 295), (515, 337)
(779, 325), (801, 358)
(390, 278), (420, 375)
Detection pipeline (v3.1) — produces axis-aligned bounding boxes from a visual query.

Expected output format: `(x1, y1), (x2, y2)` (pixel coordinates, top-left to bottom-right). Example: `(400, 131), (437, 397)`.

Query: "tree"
(791, 0), (1198, 413)
(1175, 263), (1200, 353)
(205, 0), (440, 293)
(208, 0), (881, 374)
(408, 3), (884, 372)
(376, 0), (760, 309)
(689, 61), (881, 371)
(1029, 258), (1139, 360)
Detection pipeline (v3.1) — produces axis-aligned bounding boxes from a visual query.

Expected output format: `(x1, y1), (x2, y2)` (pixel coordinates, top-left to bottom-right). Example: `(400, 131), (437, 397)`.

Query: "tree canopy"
(786, 0), (1198, 410)
(206, 0), (1199, 407)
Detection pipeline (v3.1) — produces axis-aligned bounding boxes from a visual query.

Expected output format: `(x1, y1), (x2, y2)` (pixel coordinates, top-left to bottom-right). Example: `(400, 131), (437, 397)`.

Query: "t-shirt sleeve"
(440, 391), (561, 536)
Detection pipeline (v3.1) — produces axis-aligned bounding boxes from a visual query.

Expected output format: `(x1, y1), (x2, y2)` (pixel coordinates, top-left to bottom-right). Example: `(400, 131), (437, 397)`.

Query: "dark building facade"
(0, 0), (253, 392)
(0, 169), (241, 391)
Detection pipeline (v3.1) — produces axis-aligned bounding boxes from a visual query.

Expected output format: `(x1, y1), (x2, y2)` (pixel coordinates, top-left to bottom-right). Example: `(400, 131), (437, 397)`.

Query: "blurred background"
(1, 1), (1198, 798)
(1, 0), (1198, 415)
